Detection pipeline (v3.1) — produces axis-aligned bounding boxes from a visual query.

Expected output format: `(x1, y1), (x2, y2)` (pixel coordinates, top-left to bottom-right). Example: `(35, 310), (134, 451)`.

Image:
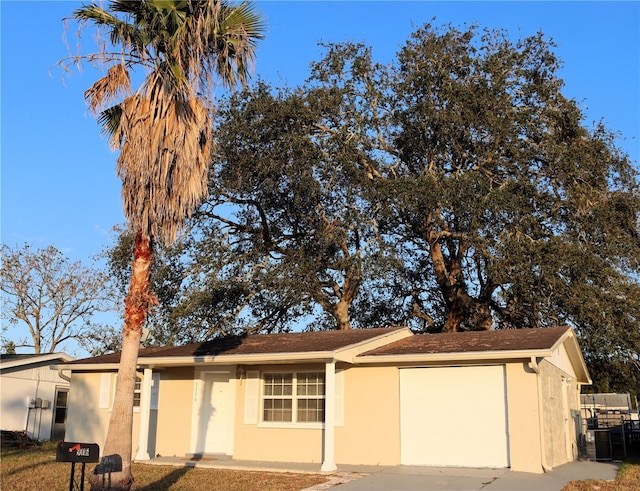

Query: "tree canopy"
(106, 23), (639, 393)
(0, 244), (114, 354)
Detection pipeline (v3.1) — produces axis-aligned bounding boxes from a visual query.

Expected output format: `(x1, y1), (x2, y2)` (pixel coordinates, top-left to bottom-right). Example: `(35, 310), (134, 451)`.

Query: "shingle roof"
(580, 393), (631, 409)
(359, 326), (571, 356)
(0, 354), (39, 362)
(1, 353), (74, 369)
(66, 327), (406, 365)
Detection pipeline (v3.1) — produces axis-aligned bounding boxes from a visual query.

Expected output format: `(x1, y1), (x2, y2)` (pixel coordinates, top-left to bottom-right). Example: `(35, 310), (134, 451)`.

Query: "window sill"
(257, 422), (324, 430)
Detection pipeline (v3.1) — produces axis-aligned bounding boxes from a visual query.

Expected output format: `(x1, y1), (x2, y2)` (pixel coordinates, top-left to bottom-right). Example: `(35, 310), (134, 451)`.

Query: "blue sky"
(1, 1), (639, 352)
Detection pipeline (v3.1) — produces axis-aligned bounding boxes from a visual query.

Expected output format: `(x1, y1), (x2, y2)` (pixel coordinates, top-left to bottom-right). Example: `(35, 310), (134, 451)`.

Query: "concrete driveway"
(144, 455), (619, 491)
(326, 460), (620, 491)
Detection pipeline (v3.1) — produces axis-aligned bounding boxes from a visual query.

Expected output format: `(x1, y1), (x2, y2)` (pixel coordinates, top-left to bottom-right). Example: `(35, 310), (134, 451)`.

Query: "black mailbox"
(56, 442), (100, 463)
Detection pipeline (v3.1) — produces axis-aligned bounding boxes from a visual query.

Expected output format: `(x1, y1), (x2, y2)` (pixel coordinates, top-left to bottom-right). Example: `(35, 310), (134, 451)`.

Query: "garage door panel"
(400, 366), (509, 468)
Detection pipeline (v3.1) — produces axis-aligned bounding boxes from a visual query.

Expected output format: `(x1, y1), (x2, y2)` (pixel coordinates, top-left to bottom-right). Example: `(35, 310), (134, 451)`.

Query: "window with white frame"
(262, 372), (325, 423)
(99, 372), (159, 411)
(117, 376), (142, 408)
(133, 378), (142, 407)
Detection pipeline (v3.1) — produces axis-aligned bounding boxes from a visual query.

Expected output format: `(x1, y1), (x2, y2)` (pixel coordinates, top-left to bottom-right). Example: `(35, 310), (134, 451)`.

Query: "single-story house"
(1, 352), (74, 440)
(57, 326), (590, 474)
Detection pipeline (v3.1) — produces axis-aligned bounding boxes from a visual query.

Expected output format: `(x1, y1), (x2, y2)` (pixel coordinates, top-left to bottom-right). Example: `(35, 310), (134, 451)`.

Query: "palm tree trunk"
(90, 232), (157, 491)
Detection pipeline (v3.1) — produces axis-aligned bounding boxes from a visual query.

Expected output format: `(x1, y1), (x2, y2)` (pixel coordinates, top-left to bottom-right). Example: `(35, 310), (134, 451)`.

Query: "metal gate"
(583, 423), (635, 461)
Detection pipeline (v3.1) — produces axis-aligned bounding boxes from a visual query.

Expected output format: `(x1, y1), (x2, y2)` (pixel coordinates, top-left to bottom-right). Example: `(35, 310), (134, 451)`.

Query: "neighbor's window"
(262, 372), (325, 423)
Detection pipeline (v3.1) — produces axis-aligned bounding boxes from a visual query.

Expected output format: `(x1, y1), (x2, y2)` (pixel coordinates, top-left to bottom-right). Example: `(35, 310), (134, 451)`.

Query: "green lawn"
(3, 437), (639, 491)
(0, 441), (331, 491)
(561, 453), (640, 491)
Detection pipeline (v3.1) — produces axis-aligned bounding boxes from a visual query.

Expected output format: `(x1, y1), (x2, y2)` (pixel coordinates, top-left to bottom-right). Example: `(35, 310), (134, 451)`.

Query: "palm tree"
(68, 1), (265, 489)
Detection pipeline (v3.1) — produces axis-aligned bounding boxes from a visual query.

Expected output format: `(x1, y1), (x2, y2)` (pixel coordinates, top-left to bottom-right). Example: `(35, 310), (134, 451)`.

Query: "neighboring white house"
(1, 353), (74, 440)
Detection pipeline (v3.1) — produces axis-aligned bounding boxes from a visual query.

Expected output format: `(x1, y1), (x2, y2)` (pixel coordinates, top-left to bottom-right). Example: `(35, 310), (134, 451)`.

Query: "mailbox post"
(56, 442), (100, 491)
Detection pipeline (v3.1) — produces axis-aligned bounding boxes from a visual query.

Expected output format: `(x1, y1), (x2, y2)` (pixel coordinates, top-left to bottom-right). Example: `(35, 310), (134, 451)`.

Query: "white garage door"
(400, 365), (509, 468)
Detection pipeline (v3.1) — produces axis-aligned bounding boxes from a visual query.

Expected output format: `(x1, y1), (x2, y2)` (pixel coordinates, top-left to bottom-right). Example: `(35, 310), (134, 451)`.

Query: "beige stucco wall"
(504, 362), (543, 473)
(232, 363), (324, 462)
(66, 371), (115, 449)
(539, 359), (581, 469)
(230, 364), (401, 465)
(153, 367), (195, 457)
(335, 365), (400, 465)
(234, 424), (324, 462)
(500, 356), (581, 473)
(66, 371), (154, 458)
(66, 341), (584, 472)
(503, 353), (581, 473)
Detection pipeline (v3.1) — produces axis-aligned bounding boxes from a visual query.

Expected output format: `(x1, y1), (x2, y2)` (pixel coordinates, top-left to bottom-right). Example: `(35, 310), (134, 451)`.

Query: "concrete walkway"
(141, 456), (620, 491)
(328, 460), (620, 491)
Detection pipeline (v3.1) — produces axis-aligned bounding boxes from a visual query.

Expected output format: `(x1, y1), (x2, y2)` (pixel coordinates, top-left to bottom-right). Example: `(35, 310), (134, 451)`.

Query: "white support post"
(321, 360), (337, 472)
(135, 368), (153, 461)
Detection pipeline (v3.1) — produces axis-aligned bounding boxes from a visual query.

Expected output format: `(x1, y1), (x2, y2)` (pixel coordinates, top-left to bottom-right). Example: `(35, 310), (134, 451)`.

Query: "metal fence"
(580, 417), (640, 461)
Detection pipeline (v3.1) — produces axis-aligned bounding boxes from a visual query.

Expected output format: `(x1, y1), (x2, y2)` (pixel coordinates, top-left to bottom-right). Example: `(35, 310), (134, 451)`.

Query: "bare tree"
(0, 244), (115, 354)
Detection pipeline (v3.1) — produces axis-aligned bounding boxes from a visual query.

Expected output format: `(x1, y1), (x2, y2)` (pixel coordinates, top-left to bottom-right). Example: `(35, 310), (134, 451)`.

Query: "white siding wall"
(1, 365), (70, 439)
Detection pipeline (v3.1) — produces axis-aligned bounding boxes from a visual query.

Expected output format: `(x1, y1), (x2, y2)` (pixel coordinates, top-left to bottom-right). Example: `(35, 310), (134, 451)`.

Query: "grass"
(4, 441), (640, 490)
(561, 453), (640, 491)
(0, 442), (332, 491)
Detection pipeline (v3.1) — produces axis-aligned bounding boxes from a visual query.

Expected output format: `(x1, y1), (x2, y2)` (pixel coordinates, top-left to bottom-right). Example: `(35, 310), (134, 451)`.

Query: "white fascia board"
(53, 351), (337, 371)
(355, 349), (553, 365)
(334, 327), (414, 363)
(51, 363), (121, 371)
(560, 332), (592, 384)
(189, 351), (336, 365)
(549, 328), (573, 352)
(545, 328), (591, 384)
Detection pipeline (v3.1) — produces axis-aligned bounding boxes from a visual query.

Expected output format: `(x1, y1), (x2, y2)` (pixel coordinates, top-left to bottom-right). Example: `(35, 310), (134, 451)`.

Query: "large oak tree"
(220, 25), (638, 389)
(103, 23), (639, 394)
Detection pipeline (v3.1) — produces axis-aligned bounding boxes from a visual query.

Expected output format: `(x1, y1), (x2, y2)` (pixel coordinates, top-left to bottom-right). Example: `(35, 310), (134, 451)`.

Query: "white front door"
(198, 372), (234, 455)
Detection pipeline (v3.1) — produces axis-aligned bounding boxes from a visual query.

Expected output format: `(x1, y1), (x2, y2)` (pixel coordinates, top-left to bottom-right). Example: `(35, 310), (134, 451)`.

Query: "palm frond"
(76, 0), (265, 245)
(84, 63), (131, 113)
(73, 4), (147, 56)
(210, 1), (266, 88)
(97, 104), (123, 147)
(116, 73), (212, 244)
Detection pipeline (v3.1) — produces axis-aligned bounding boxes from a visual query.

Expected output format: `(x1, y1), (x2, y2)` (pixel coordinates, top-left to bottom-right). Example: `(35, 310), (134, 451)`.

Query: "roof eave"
(355, 348), (554, 364)
(334, 327), (413, 362)
(190, 351), (336, 366)
(54, 351), (339, 371)
(54, 363), (123, 371)
(560, 331), (592, 385)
